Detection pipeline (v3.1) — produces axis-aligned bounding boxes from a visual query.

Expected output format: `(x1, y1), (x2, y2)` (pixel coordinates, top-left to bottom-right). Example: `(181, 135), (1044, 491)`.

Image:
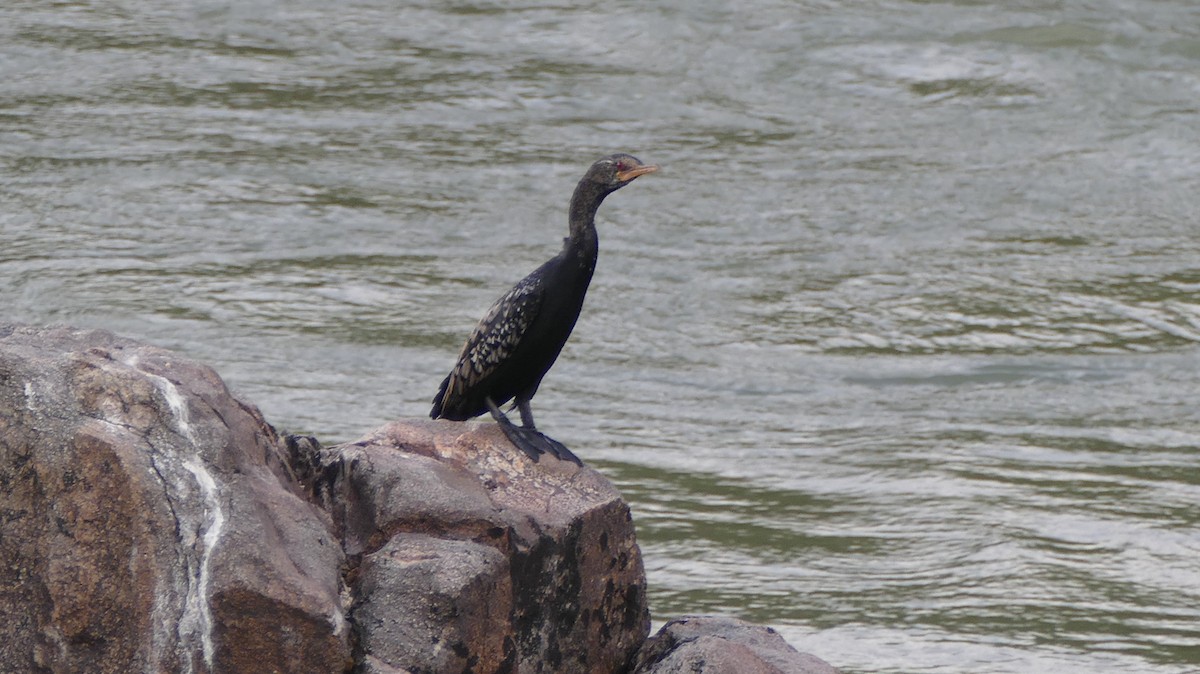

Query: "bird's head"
(585, 153), (659, 191)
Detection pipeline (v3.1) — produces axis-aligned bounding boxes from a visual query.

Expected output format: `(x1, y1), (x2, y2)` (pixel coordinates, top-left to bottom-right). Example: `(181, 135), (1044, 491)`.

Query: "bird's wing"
(443, 273), (545, 400)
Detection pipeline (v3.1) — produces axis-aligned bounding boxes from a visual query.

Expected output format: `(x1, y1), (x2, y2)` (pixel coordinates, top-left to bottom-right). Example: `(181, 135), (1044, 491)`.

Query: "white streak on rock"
(151, 375), (197, 445)
(124, 353), (223, 670)
(181, 459), (224, 670)
(329, 606), (347, 637)
(121, 353), (197, 445)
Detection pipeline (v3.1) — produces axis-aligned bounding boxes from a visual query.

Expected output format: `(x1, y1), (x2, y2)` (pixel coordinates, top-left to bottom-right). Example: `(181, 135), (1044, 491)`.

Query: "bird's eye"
(615, 161), (628, 171)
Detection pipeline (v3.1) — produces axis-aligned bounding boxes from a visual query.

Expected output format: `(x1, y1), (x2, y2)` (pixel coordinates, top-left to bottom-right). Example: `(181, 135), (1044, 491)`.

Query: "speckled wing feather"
(437, 273), (545, 412)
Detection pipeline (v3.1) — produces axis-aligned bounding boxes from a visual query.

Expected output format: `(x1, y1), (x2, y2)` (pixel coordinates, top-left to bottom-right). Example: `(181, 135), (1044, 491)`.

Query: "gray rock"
(354, 534), (514, 673)
(0, 325), (349, 673)
(632, 616), (841, 674)
(320, 420), (651, 674)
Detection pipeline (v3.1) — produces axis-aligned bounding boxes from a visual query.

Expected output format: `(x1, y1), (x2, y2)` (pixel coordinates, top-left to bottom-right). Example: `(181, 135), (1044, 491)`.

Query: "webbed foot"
(496, 422), (583, 465)
(485, 396), (583, 465)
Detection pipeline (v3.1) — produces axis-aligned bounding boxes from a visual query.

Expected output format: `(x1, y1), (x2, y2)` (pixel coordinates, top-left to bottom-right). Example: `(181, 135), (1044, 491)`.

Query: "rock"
(353, 534), (514, 673)
(0, 325), (349, 674)
(316, 420), (650, 674)
(632, 616), (841, 674)
(0, 324), (834, 674)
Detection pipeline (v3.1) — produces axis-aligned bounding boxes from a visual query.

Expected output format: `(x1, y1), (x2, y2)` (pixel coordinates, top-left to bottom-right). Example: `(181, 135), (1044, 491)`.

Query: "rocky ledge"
(0, 324), (839, 674)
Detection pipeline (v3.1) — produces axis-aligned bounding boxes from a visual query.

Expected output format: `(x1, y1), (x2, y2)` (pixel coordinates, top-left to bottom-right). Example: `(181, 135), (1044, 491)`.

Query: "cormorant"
(430, 153), (658, 464)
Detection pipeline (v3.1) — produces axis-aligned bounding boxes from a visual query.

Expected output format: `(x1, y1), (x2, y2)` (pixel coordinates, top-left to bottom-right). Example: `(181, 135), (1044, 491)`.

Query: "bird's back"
(431, 251), (591, 420)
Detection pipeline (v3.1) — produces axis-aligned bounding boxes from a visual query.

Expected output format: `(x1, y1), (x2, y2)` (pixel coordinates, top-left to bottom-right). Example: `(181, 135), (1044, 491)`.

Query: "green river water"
(3, 1), (1199, 671)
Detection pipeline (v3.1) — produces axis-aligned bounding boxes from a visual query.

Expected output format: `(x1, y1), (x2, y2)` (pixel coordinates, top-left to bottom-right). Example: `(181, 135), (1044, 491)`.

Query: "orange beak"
(616, 163), (660, 182)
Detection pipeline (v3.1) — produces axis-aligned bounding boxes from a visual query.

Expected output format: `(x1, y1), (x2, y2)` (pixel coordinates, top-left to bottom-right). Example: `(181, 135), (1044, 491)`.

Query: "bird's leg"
(486, 397), (542, 462)
(484, 397), (512, 424)
(485, 397), (582, 466)
(513, 399), (580, 464)
(517, 400), (537, 430)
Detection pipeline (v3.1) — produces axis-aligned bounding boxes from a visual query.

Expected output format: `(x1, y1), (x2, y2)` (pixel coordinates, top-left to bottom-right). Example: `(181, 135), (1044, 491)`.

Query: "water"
(3, 1), (1200, 672)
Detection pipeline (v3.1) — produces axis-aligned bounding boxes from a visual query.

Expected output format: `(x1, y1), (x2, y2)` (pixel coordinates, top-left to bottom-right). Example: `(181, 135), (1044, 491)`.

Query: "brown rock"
(320, 420), (650, 674)
(1, 324), (834, 674)
(0, 325), (350, 674)
(632, 616), (841, 674)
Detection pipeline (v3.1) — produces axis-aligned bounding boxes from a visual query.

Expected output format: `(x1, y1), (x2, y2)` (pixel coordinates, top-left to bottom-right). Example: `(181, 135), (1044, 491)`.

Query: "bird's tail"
(429, 374), (451, 419)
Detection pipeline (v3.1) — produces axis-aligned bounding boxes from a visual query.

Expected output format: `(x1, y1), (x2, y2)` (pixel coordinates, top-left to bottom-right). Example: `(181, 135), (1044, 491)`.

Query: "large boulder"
(632, 616), (841, 674)
(311, 420), (651, 674)
(0, 325), (349, 673)
(0, 324), (835, 674)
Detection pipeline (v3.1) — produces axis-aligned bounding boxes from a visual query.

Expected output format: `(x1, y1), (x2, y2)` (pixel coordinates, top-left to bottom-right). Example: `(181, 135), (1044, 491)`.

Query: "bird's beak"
(616, 163), (659, 182)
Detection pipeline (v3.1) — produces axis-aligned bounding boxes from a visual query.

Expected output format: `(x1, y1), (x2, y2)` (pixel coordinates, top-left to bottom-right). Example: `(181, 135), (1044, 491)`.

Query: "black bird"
(430, 153), (658, 464)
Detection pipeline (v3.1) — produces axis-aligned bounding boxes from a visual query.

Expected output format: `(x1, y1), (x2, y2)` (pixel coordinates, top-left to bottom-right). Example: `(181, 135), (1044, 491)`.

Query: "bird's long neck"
(565, 179), (610, 267)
